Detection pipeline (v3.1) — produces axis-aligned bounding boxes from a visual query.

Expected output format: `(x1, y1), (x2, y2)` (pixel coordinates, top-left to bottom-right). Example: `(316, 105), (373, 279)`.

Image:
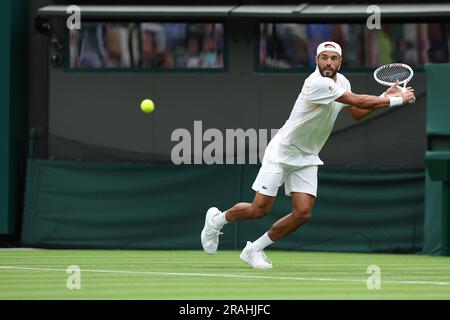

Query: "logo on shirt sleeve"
(328, 85), (338, 95)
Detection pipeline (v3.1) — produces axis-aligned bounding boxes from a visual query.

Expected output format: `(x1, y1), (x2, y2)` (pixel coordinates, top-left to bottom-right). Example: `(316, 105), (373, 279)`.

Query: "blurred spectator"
(101, 24), (131, 67)
(290, 37), (309, 67)
(180, 34), (202, 68)
(418, 23), (429, 64)
(163, 23), (187, 49)
(157, 52), (174, 68)
(378, 25), (394, 65)
(279, 24), (309, 67)
(307, 24), (333, 65)
(428, 23), (449, 63)
(74, 24), (103, 68)
(398, 24), (419, 66)
(141, 28), (158, 67)
(200, 35), (218, 67)
(141, 23), (167, 68)
(341, 24), (364, 67)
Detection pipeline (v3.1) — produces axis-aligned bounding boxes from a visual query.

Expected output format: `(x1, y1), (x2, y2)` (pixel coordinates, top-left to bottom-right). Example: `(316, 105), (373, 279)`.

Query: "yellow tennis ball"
(140, 99), (155, 113)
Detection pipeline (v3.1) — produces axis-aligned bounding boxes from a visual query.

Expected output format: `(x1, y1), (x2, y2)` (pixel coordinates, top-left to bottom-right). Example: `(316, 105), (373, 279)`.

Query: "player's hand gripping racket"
(374, 63), (414, 104)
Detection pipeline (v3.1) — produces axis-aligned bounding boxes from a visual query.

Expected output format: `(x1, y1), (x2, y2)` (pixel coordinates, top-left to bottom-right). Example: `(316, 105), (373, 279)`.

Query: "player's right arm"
(336, 89), (415, 110)
(308, 76), (415, 110)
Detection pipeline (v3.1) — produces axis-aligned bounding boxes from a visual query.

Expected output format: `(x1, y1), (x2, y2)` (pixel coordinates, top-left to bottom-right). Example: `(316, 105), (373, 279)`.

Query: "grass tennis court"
(1, 249), (450, 300)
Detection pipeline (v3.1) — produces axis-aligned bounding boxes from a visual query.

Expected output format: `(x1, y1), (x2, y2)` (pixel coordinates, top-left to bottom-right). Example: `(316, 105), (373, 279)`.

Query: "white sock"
(212, 210), (229, 229)
(252, 232), (274, 251)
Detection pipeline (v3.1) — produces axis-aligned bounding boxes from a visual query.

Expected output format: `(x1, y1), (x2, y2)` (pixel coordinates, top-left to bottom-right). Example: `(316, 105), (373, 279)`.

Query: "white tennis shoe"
(239, 241), (273, 269)
(201, 207), (223, 255)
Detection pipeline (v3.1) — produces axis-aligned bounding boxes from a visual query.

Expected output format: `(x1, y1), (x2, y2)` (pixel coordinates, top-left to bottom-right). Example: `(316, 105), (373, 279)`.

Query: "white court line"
(1, 266), (450, 286)
(0, 248), (40, 251)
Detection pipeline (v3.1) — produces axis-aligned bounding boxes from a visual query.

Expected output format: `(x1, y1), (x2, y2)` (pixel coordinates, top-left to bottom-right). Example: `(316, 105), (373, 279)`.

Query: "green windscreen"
(21, 159), (424, 253)
(425, 63), (450, 136)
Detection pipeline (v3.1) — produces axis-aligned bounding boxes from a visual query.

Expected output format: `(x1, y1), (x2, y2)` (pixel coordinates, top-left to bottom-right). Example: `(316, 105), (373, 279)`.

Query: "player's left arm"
(345, 105), (374, 121)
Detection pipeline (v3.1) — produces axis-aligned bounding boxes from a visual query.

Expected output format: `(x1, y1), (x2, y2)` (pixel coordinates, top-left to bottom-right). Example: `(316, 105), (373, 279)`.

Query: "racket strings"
(376, 66), (411, 83)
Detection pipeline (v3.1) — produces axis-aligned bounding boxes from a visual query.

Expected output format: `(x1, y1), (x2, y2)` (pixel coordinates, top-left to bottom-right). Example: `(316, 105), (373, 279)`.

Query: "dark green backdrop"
(21, 159), (424, 252)
(423, 63), (450, 256)
(0, 0), (27, 236)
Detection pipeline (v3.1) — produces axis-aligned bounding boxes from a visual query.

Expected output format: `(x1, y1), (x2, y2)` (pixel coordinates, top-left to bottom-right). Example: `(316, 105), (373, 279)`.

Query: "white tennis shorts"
(252, 158), (318, 197)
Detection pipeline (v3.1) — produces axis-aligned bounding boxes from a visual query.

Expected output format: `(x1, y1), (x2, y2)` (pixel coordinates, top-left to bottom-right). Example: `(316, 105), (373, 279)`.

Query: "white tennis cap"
(316, 41), (342, 57)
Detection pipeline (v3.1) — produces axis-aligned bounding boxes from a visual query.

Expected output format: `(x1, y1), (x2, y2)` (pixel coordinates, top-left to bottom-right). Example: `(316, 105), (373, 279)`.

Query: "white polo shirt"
(265, 68), (351, 166)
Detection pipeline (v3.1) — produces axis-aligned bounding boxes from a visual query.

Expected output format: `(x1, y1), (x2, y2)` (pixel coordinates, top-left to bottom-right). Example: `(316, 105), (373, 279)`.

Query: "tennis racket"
(373, 63), (414, 103)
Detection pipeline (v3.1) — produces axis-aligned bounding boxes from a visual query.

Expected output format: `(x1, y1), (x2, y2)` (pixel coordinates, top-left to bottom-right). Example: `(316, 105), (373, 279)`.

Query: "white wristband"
(389, 96), (403, 107)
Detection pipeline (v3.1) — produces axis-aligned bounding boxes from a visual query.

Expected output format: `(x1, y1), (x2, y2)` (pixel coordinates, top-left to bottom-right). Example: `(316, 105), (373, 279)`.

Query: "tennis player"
(201, 41), (416, 269)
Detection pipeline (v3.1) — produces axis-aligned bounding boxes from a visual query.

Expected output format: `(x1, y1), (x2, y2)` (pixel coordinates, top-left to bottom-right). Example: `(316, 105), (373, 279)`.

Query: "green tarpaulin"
(21, 159), (424, 253)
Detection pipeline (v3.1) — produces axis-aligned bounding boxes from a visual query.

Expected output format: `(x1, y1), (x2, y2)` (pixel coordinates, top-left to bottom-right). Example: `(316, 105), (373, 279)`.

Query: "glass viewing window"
(259, 23), (450, 70)
(69, 22), (225, 70)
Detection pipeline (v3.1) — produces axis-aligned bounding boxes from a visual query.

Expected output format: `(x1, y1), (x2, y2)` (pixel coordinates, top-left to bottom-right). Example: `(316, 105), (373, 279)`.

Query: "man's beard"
(318, 66), (337, 78)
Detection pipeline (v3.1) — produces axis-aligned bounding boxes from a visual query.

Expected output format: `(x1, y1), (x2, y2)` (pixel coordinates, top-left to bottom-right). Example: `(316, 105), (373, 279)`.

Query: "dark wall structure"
(0, 0), (28, 239)
(2, 1), (449, 253)
(41, 5), (429, 168)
